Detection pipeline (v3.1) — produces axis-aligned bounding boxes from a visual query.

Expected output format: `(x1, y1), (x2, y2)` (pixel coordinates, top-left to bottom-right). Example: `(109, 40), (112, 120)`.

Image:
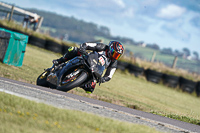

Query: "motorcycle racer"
(52, 41), (124, 93)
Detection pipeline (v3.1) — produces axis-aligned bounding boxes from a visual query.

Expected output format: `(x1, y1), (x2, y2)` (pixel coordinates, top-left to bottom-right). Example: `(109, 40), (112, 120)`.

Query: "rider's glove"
(80, 43), (87, 49)
(52, 59), (59, 65)
(98, 77), (106, 86)
(100, 77), (106, 83)
(79, 43), (87, 54)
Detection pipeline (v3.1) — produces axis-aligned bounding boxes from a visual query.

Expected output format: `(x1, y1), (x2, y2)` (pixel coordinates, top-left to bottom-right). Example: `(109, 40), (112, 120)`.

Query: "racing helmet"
(108, 41), (124, 60)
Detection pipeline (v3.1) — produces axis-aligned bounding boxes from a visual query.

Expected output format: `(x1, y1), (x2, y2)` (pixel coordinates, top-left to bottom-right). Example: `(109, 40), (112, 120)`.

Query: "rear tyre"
(36, 71), (49, 87)
(57, 71), (88, 92)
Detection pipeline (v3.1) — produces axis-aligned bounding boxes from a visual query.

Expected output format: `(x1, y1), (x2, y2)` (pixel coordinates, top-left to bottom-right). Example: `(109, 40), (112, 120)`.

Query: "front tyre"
(57, 71), (88, 92)
(36, 71), (49, 87)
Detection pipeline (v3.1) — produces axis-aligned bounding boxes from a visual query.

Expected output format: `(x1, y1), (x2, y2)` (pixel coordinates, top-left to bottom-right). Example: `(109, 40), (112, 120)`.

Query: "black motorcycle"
(36, 51), (107, 92)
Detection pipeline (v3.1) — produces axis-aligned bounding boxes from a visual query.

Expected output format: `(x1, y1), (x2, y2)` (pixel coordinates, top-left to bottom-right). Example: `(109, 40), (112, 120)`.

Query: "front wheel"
(36, 71), (49, 87)
(57, 70), (88, 92)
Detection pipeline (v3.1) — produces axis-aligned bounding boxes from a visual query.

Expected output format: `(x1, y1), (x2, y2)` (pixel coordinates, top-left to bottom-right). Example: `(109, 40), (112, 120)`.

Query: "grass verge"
(0, 92), (160, 133)
(0, 44), (200, 126)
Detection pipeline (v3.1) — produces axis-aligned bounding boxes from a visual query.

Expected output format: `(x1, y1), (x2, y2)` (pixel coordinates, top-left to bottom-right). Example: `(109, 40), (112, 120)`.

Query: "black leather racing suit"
(54, 42), (117, 93)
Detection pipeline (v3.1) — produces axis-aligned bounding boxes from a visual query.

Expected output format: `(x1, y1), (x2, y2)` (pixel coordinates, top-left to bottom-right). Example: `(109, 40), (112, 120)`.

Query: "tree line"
(160, 47), (199, 61)
(26, 9), (112, 43)
(25, 9), (145, 46)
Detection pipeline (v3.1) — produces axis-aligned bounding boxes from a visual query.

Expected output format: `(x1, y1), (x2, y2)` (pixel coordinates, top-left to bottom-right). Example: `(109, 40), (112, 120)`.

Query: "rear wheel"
(57, 70), (88, 92)
(36, 71), (49, 87)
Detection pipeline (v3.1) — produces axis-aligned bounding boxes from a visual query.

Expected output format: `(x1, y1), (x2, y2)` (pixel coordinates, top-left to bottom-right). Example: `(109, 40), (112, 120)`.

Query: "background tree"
(193, 51), (199, 60)
(182, 47), (191, 58)
(161, 48), (173, 55)
(174, 49), (184, 57)
(146, 43), (160, 50)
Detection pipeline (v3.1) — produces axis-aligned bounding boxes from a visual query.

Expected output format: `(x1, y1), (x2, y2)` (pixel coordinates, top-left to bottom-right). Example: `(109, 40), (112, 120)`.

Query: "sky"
(3, 0), (200, 55)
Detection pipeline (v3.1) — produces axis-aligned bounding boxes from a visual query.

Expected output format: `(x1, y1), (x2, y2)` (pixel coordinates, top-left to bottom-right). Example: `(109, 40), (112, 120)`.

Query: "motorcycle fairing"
(46, 52), (106, 87)
(57, 56), (85, 86)
(46, 57), (84, 86)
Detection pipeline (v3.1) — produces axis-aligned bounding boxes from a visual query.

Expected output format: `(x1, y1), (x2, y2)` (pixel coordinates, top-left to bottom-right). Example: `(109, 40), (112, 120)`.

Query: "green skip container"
(0, 28), (29, 67)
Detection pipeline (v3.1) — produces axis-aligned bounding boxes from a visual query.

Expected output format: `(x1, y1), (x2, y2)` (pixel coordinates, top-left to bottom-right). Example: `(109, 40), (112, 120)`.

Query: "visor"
(110, 48), (121, 60)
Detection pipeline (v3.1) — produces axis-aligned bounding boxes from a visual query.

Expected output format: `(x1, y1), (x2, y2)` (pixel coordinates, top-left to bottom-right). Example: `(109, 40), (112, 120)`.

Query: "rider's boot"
(82, 81), (96, 93)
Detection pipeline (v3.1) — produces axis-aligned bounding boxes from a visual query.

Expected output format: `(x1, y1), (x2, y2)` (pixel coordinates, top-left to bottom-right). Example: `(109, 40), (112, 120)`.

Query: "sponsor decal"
(68, 47), (74, 52)
(99, 56), (105, 66)
(93, 59), (97, 64)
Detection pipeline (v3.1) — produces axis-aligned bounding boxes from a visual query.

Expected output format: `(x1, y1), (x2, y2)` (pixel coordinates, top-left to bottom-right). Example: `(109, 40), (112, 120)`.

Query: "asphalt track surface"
(0, 77), (200, 133)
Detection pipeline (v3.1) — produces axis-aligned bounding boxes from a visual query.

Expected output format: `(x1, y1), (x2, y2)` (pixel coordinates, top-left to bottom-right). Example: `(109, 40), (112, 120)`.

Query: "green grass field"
(0, 44), (200, 128)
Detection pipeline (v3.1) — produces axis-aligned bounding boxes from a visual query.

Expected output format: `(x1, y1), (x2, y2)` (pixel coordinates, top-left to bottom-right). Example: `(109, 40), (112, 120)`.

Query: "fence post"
(9, 5), (14, 21)
(36, 17), (43, 32)
(6, 13), (10, 20)
(151, 52), (156, 62)
(172, 56), (178, 68)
